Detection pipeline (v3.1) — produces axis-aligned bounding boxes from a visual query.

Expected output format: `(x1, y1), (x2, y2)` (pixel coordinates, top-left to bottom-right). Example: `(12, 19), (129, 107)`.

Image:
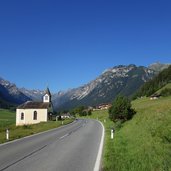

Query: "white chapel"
(16, 88), (53, 126)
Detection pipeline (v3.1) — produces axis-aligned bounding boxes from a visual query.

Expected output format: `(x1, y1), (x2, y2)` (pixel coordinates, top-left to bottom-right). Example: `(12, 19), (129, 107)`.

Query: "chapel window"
(45, 95), (48, 100)
(33, 111), (37, 120)
(21, 113), (24, 120)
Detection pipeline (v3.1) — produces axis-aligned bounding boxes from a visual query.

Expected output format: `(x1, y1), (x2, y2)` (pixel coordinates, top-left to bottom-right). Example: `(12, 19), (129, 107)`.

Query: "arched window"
(45, 95), (49, 100)
(21, 112), (24, 120)
(33, 111), (37, 120)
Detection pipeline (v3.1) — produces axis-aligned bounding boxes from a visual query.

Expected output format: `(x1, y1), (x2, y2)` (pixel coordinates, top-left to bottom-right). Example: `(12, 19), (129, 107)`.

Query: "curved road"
(0, 119), (104, 171)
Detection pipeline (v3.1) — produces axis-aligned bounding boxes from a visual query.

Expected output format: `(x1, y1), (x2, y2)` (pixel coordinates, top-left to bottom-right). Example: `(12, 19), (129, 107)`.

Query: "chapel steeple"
(43, 87), (51, 103)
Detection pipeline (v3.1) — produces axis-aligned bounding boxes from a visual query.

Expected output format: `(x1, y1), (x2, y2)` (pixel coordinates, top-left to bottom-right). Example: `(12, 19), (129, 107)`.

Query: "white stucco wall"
(16, 108), (48, 126)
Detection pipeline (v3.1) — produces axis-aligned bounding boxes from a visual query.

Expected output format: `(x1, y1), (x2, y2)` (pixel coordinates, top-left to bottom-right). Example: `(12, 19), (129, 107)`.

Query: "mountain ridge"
(52, 64), (156, 110)
(0, 62), (169, 111)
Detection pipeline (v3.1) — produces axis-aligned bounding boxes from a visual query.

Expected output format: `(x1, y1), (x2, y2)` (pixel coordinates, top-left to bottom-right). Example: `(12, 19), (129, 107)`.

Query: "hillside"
(104, 96), (171, 171)
(134, 65), (171, 98)
(84, 96), (171, 171)
(0, 77), (31, 105)
(152, 83), (171, 97)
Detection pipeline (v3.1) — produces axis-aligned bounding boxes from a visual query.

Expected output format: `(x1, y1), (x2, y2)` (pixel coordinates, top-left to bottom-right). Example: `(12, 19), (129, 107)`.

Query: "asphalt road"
(0, 119), (104, 171)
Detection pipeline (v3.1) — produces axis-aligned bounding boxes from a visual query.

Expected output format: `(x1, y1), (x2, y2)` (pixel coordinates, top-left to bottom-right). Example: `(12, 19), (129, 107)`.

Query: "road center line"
(59, 134), (69, 140)
(0, 145), (47, 171)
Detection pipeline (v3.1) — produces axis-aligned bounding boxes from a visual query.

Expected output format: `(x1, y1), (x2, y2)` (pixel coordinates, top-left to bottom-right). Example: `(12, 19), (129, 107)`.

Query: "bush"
(79, 109), (92, 116)
(109, 95), (136, 122)
(88, 110), (92, 116)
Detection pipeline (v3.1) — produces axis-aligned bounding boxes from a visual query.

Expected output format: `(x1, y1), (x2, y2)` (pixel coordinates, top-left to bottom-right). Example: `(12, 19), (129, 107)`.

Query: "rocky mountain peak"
(148, 62), (170, 72)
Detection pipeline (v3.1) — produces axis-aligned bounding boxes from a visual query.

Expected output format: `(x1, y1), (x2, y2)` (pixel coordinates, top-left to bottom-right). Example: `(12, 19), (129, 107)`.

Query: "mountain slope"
(0, 77), (31, 105)
(19, 88), (45, 101)
(134, 65), (171, 97)
(148, 62), (170, 73)
(53, 65), (156, 111)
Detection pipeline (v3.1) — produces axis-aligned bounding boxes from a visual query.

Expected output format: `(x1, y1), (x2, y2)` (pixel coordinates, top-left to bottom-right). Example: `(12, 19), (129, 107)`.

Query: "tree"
(109, 95), (136, 122)
(77, 106), (85, 114)
(70, 106), (92, 117)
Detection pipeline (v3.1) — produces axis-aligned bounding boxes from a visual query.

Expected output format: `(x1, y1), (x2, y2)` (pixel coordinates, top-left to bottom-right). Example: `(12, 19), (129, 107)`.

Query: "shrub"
(109, 95), (136, 122)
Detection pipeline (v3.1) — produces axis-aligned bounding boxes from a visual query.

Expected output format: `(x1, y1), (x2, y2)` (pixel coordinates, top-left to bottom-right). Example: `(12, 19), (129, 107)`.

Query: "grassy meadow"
(0, 109), (74, 144)
(83, 96), (171, 171)
(0, 109), (15, 129)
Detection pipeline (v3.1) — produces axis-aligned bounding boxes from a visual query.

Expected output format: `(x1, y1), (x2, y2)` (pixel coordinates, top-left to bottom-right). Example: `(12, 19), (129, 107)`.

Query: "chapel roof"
(17, 101), (50, 109)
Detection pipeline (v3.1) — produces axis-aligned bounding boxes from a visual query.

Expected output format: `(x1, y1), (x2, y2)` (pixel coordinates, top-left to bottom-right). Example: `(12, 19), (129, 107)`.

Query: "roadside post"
(111, 128), (114, 139)
(6, 128), (9, 141)
(62, 121), (63, 125)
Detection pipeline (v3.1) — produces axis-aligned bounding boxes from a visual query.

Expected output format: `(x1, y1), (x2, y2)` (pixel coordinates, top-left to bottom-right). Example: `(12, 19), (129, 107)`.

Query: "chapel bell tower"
(43, 87), (51, 103)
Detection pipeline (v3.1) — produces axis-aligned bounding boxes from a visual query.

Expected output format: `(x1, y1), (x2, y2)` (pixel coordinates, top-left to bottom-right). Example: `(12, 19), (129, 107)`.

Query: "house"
(94, 103), (112, 110)
(61, 113), (71, 119)
(16, 88), (53, 126)
(150, 94), (161, 100)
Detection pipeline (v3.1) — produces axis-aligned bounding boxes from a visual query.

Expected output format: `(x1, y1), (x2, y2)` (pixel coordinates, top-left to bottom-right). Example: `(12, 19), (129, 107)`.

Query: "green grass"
(82, 96), (171, 171)
(0, 109), (74, 144)
(0, 109), (15, 129)
(156, 83), (171, 94)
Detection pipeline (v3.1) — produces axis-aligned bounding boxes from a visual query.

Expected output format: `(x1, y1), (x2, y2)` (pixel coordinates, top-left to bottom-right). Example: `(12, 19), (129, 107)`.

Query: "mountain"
(53, 64), (156, 111)
(134, 65), (171, 98)
(19, 88), (45, 101)
(0, 77), (46, 108)
(0, 63), (169, 111)
(148, 62), (170, 73)
(0, 77), (31, 106)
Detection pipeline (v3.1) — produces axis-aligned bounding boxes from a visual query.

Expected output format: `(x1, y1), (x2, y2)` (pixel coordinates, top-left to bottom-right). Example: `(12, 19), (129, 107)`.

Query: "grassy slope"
(0, 109), (74, 144)
(156, 83), (171, 94)
(84, 96), (171, 171)
(104, 96), (171, 171)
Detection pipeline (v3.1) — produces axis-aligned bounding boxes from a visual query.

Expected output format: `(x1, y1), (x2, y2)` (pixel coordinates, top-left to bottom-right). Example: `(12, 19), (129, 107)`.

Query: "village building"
(150, 94), (161, 100)
(60, 113), (71, 119)
(16, 88), (53, 126)
(93, 103), (112, 111)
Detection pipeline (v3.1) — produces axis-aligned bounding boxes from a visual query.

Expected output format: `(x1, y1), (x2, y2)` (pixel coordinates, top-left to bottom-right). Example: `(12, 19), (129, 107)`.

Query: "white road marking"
(93, 120), (105, 171)
(59, 133), (69, 140)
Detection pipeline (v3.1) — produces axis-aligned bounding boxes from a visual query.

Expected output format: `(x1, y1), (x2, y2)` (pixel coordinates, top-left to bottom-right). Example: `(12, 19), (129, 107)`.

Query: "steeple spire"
(45, 87), (51, 97)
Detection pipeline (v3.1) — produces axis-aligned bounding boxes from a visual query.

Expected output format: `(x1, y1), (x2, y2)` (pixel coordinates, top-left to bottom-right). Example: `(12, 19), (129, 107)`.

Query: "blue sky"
(0, 0), (170, 92)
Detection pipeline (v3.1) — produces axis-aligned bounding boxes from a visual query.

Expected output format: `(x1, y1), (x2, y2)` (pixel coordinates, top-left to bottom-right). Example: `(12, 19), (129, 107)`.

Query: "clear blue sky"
(0, 0), (170, 92)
